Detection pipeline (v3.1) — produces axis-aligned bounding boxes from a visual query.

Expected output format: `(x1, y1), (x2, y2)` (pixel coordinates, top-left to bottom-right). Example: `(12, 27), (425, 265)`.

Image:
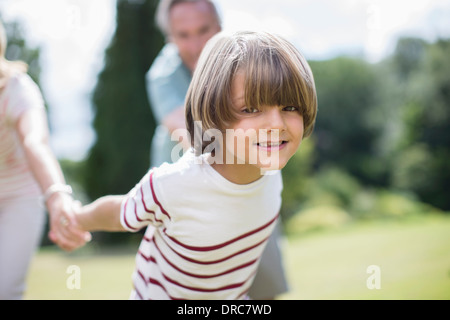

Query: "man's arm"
(162, 106), (191, 151)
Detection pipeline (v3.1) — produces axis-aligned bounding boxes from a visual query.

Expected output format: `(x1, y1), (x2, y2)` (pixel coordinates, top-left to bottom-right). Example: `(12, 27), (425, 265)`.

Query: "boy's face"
(224, 72), (304, 172)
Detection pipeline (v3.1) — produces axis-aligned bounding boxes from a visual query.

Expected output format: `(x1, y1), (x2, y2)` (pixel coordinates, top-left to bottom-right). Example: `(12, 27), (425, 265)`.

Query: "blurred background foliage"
(84, 0), (164, 201)
(282, 35), (450, 235)
(2, 0), (449, 245)
(1, 17), (42, 101)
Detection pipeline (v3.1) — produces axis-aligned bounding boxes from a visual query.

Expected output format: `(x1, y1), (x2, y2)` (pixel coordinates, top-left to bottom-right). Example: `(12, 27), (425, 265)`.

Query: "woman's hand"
(47, 193), (91, 251)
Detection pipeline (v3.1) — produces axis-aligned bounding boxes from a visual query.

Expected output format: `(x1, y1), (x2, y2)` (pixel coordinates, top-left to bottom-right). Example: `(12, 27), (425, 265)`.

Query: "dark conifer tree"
(85, 0), (164, 200)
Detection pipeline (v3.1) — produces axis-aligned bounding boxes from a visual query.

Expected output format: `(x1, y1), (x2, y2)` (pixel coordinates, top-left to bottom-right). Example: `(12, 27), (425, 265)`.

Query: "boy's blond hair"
(185, 31), (318, 153)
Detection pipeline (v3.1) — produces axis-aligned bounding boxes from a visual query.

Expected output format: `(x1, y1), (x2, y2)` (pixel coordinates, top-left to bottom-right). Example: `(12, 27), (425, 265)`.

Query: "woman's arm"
(16, 107), (90, 251)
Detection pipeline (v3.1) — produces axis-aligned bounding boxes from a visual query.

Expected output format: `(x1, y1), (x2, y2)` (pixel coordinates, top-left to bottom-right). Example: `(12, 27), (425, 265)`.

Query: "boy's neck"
(209, 160), (263, 185)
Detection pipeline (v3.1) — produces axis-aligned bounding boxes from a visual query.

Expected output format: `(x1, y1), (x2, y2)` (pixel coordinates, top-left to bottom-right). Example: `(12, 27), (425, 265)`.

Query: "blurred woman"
(0, 20), (89, 299)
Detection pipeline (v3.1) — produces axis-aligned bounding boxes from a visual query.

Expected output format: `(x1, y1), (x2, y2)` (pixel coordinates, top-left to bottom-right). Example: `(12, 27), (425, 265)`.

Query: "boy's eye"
(283, 106), (299, 112)
(242, 107), (259, 113)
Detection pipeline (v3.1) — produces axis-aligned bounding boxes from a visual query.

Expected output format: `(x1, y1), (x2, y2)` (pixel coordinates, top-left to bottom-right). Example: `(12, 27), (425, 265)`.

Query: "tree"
(280, 138), (315, 220)
(392, 37), (427, 81)
(309, 57), (384, 185)
(1, 17), (42, 99)
(84, 0), (164, 200)
(390, 38), (450, 210)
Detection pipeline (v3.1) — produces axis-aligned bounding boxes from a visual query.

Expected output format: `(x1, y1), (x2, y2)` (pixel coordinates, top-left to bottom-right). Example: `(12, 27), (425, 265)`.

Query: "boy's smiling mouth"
(255, 140), (288, 149)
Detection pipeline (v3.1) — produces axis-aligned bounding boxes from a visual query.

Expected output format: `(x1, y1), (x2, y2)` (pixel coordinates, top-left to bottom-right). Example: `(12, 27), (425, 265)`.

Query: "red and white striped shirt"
(0, 73), (43, 202)
(120, 151), (282, 300)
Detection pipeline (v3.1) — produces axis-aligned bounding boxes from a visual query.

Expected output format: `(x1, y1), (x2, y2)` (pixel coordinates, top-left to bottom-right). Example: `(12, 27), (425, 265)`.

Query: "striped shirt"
(0, 73), (43, 202)
(120, 150), (282, 300)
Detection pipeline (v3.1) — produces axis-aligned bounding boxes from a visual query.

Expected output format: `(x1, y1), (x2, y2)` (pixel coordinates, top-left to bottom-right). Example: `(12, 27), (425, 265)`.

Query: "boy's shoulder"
(152, 150), (203, 180)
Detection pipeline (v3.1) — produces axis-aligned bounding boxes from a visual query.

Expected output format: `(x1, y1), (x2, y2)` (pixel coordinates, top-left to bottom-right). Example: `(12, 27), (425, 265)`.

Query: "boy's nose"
(264, 108), (285, 131)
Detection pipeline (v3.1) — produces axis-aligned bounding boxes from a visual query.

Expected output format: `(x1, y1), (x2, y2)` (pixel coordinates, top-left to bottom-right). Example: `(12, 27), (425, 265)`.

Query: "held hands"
(46, 189), (91, 252)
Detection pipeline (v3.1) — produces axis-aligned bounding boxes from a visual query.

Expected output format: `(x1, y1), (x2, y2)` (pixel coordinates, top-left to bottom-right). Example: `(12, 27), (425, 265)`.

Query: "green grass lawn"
(24, 245), (137, 300)
(279, 214), (450, 300)
(25, 214), (450, 300)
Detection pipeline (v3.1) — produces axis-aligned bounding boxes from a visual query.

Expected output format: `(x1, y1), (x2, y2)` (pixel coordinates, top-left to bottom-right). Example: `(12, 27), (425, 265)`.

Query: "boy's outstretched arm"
(76, 195), (126, 232)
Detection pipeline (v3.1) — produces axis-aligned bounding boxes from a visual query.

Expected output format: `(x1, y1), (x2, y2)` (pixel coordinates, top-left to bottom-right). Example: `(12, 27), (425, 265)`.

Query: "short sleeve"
(6, 73), (45, 122)
(120, 169), (171, 232)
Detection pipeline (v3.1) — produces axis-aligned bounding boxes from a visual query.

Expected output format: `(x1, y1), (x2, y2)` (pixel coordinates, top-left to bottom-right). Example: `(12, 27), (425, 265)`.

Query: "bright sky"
(0, 0), (449, 160)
